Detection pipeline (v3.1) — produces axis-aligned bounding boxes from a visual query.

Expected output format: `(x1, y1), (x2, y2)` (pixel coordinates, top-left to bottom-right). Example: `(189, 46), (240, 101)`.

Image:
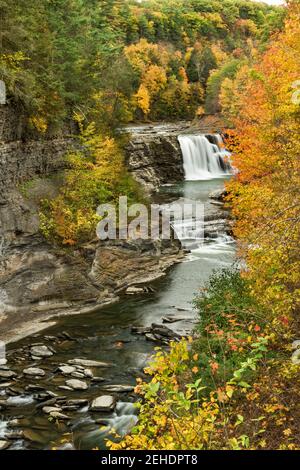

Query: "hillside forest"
(1, 0), (300, 451)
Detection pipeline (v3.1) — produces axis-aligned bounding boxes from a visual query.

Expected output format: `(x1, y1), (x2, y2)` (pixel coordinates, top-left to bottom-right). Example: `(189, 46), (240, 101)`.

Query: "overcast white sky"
(137, 0), (286, 5)
(254, 0), (285, 5)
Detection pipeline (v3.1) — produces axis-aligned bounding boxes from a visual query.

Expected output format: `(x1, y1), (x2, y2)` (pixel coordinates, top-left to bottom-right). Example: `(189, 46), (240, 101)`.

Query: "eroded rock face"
(90, 238), (182, 292)
(0, 235), (183, 341)
(0, 110), (185, 342)
(123, 123), (188, 191)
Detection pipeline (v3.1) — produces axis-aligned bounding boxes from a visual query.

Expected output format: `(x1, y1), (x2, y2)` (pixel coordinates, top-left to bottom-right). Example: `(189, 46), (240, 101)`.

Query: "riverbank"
(0, 236), (184, 345)
(109, 268), (300, 451)
(0, 178), (235, 450)
(0, 119), (231, 345)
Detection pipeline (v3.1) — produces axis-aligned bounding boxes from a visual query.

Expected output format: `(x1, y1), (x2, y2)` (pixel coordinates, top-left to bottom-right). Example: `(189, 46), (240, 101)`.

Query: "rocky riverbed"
(0, 111), (235, 449)
(0, 306), (194, 450)
(0, 179), (235, 450)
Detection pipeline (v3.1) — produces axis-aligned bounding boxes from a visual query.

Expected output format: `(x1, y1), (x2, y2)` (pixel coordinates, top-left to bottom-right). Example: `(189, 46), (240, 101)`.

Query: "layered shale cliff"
(123, 123), (187, 190)
(0, 108), (185, 342)
(0, 107), (74, 240)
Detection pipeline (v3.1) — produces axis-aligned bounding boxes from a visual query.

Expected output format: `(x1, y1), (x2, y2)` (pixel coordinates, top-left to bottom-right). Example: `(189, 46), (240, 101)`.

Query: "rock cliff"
(0, 108), (184, 342)
(123, 122), (190, 191)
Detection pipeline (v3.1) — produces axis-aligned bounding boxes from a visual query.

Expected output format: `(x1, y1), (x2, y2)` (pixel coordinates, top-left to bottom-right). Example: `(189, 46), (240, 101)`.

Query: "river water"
(1, 179), (235, 450)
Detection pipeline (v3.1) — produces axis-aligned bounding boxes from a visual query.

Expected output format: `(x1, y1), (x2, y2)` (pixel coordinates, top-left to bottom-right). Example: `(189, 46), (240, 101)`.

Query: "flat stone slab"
(58, 365), (76, 375)
(42, 406), (61, 414)
(0, 382), (12, 389)
(70, 371), (85, 379)
(30, 346), (54, 358)
(100, 385), (134, 393)
(25, 385), (46, 392)
(68, 359), (110, 368)
(5, 431), (24, 440)
(49, 411), (70, 420)
(66, 399), (88, 407)
(0, 370), (16, 379)
(23, 367), (45, 377)
(23, 429), (46, 444)
(90, 395), (115, 412)
(36, 398), (57, 409)
(91, 377), (105, 383)
(65, 379), (88, 390)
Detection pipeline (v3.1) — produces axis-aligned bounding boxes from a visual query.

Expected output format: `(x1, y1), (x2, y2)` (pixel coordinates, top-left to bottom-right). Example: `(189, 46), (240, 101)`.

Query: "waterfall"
(178, 134), (232, 181)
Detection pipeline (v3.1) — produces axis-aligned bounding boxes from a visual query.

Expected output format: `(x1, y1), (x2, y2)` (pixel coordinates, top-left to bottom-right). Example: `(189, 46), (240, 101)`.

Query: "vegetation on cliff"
(1, 0), (280, 246)
(107, 1), (300, 450)
(39, 119), (143, 245)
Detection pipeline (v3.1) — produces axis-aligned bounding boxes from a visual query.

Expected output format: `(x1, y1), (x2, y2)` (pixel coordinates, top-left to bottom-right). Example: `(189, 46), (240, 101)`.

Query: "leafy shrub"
(194, 268), (262, 333)
(40, 121), (144, 246)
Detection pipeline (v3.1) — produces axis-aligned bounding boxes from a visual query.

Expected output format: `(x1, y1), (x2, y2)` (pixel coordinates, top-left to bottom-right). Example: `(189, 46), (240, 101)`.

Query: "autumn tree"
(225, 0), (300, 321)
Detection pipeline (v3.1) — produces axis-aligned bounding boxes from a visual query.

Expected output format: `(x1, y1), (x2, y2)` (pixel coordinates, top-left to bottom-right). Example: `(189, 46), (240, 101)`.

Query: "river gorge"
(0, 118), (236, 450)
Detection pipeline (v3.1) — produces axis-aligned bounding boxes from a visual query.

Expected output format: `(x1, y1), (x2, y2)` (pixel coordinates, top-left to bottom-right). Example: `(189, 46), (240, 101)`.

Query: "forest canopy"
(0, 0), (285, 130)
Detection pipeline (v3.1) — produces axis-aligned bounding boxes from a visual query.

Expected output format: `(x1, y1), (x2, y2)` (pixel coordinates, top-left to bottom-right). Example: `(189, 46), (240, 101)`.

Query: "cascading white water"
(178, 134), (232, 181)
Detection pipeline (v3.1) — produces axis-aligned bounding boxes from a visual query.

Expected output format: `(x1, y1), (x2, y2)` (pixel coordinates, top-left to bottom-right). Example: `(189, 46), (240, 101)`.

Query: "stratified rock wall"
(125, 135), (184, 190)
(123, 122), (191, 190)
(0, 109), (184, 340)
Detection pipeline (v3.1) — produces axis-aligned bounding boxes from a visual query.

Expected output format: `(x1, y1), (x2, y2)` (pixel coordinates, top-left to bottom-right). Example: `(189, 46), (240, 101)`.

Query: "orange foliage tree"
(224, 1), (300, 322)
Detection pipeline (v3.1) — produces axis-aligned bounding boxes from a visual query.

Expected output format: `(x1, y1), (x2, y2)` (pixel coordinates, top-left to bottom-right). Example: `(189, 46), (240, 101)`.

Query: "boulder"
(209, 188), (227, 201)
(83, 368), (93, 378)
(23, 367), (45, 377)
(90, 395), (115, 412)
(292, 349), (300, 365)
(65, 379), (88, 390)
(30, 345), (54, 358)
(0, 370), (16, 379)
(151, 323), (182, 340)
(58, 365), (76, 375)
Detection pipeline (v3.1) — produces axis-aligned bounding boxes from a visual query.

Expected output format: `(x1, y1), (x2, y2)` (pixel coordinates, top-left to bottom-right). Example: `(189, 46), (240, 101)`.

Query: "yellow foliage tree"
(142, 64), (167, 96)
(134, 84), (151, 117)
(40, 121), (141, 245)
